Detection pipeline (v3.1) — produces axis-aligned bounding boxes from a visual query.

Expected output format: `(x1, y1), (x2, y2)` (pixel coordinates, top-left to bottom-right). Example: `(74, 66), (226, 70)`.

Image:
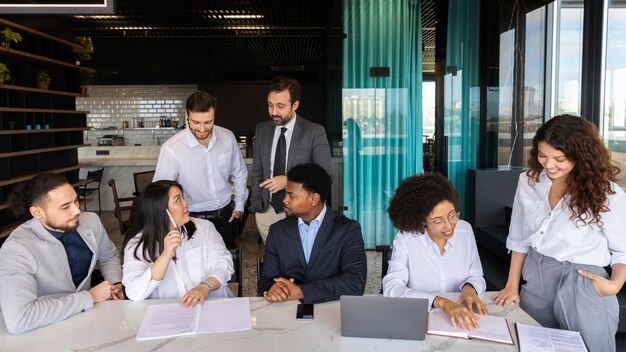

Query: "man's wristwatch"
(201, 279), (214, 292)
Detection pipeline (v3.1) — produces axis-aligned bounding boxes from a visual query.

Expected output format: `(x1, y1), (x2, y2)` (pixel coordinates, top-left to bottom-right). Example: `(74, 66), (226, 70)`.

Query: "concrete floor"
(100, 211), (383, 297)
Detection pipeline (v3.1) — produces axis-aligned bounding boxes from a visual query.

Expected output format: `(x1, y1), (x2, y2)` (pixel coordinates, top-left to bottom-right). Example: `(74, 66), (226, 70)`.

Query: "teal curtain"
(444, 0), (480, 212)
(343, 0), (423, 248)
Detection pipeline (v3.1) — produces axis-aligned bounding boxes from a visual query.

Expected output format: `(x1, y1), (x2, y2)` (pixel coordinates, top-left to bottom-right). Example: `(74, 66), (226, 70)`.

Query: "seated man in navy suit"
(259, 163), (367, 304)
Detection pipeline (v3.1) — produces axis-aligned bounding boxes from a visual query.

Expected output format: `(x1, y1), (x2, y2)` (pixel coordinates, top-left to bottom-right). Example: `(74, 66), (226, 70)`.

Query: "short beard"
(45, 219), (80, 232)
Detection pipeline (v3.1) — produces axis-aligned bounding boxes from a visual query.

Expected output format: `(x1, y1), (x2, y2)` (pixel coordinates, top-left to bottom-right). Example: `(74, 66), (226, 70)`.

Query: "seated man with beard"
(258, 163), (367, 304)
(0, 173), (123, 334)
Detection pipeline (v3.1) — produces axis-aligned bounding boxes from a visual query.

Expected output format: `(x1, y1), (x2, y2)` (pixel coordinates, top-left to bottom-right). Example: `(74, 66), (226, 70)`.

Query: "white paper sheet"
(516, 323), (587, 352)
(197, 297), (252, 334)
(136, 298), (253, 340)
(136, 303), (198, 340)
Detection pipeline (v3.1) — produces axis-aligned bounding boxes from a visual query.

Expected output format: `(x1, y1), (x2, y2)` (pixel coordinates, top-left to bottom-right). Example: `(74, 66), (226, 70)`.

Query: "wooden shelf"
(0, 144), (89, 158)
(0, 46), (96, 73)
(0, 127), (90, 135)
(0, 163), (91, 187)
(0, 18), (85, 52)
(0, 107), (88, 114)
(0, 84), (87, 97)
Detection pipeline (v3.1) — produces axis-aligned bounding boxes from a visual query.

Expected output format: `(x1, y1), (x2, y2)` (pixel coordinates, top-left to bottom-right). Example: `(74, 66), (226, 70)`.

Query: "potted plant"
(73, 36), (93, 65)
(35, 69), (52, 90)
(1, 27), (23, 49)
(79, 70), (94, 95)
(0, 62), (10, 85)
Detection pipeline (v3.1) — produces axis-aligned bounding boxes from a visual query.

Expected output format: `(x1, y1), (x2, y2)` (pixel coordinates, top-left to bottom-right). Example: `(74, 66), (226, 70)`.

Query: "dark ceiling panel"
(68, 0), (437, 80)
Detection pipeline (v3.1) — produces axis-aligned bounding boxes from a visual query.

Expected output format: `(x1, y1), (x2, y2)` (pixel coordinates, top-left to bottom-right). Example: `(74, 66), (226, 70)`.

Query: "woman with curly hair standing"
(383, 173), (487, 331)
(492, 115), (626, 352)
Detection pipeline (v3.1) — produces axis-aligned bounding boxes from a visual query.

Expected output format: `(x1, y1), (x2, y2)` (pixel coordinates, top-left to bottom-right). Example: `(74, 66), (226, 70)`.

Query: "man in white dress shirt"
(154, 91), (248, 249)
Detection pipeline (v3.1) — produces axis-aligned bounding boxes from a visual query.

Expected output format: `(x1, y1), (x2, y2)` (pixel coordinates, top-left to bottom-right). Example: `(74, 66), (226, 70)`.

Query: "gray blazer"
(250, 115), (333, 213)
(0, 212), (122, 334)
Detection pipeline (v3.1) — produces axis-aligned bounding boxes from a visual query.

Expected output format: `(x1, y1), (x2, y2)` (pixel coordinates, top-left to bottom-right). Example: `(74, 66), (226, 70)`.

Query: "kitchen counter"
(78, 146), (342, 213)
(79, 146), (172, 166)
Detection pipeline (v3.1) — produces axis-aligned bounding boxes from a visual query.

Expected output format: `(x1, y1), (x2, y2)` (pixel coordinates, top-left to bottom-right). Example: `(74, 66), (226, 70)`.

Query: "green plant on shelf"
(1, 27), (23, 48)
(35, 69), (52, 89)
(0, 62), (10, 85)
(73, 36), (93, 62)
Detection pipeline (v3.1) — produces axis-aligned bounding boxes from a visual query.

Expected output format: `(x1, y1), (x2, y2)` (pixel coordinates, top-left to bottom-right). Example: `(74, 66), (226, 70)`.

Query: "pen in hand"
(165, 208), (181, 261)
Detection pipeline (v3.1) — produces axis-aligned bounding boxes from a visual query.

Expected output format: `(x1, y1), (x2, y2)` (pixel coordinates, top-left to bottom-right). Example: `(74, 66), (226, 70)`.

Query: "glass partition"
(602, 0), (626, 187)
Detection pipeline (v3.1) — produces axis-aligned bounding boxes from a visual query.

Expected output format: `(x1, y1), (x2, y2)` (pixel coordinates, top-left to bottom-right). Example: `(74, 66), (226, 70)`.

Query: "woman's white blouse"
(123, 218), (235, 300)
(506, 172), (626, 267)
(382, 220), (486, 308)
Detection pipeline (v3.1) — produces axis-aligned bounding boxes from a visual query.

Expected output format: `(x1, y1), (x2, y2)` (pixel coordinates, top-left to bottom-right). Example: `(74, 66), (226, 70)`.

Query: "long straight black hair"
(130, 180), (196, 263)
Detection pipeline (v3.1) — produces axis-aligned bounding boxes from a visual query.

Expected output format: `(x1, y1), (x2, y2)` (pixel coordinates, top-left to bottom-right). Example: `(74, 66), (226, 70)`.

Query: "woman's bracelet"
(201, 279), (214, 292)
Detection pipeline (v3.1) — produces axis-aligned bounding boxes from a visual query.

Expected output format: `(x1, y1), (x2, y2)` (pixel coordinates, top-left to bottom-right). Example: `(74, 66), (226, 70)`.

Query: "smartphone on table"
(296, 304), (314, 320)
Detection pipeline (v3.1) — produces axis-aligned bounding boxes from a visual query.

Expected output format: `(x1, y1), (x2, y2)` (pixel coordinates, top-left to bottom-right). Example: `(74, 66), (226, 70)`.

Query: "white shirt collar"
(276, 113), (297, 132)
(298, 204), (327, 228)
(184, 125), (220, 148)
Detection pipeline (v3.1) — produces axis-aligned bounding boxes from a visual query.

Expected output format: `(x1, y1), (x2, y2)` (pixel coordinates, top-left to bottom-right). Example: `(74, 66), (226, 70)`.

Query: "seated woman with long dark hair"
(123, 180), (234, 306)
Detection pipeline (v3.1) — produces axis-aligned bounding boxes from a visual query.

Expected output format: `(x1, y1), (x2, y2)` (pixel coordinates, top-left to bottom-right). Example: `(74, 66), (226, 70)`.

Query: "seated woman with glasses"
(383, 173), (487, 331)
(123, 180), (234, 306)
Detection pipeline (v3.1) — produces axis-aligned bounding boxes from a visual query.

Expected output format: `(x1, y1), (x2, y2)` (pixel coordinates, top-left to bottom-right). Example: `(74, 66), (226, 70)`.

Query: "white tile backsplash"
(77, 85), (197, 146)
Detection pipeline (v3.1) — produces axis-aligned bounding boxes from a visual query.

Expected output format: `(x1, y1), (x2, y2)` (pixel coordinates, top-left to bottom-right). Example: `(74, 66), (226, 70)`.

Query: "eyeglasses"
(425, 212), (460, 228)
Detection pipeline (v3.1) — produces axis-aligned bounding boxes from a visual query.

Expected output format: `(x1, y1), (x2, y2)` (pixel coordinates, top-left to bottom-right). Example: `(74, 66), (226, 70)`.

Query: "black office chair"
(108, 179), (136, 239)
(77, 168), (104, 215)
(376, 245), (393, 293)
(133, 170), (155, 196)
(228, 246), (243, 297)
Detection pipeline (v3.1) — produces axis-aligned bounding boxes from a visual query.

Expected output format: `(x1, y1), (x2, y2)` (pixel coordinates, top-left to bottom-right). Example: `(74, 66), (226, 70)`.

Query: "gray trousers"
(520, 248), (619, 352)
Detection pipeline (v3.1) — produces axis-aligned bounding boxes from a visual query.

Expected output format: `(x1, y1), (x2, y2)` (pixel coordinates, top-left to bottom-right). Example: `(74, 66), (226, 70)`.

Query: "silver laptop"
(340, 295), (429, 340)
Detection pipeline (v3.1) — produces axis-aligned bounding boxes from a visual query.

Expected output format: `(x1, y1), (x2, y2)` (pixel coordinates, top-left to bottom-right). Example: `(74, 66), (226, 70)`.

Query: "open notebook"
(427, 308), (513, 345)
(136, 297), (252, 340)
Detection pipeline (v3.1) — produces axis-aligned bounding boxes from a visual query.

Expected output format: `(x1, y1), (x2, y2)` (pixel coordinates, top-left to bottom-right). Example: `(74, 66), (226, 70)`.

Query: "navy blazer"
(259, 209), (367, 304)
(249, 115), (333, 213)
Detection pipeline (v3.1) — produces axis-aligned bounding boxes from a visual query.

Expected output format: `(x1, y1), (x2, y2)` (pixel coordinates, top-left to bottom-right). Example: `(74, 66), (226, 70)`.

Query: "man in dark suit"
(259, 163), (366, 304)
(250, 76), (333, 244)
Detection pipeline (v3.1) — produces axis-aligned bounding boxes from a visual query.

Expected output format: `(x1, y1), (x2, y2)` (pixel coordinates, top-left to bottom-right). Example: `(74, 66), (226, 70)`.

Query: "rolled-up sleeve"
(122, 241), (162, 301)
(382, 237), (438, 309)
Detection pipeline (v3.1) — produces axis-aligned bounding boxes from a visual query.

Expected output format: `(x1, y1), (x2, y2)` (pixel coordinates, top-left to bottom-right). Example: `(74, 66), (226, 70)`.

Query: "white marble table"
(0, 294), (538, 352)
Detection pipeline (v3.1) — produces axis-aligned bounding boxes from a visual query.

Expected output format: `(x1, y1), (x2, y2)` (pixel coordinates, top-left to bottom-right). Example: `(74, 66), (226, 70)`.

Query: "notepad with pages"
(136, 297), (252, 340)
(515, 323), (588, 352)
(427, 308), (514, 345)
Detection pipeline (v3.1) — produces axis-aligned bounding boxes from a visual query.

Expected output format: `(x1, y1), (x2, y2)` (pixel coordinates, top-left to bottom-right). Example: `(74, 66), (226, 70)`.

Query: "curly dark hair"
(387, 173), (460, 233)
(527, 114), (621, 226)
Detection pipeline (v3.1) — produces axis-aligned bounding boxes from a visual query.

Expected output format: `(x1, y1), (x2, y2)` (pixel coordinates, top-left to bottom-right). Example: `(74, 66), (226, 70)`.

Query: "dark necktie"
(271, 127), (287, 212)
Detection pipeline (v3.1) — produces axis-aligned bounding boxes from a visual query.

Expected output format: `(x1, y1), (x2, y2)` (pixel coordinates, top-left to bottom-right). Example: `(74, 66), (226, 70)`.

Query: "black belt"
(190, 201), (234, 219)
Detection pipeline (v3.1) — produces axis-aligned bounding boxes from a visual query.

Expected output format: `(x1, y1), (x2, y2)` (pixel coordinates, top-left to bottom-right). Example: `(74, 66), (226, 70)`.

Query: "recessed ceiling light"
(73, 15), (123, 19)
(221, 15), (264, 19)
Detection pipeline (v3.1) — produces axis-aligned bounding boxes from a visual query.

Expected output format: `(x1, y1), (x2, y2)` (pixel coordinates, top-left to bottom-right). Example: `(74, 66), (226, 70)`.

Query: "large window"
(422, 81), (435, 138)
(602, 0), (626, 187)
(488, 0), (584, 168)
(554, 0), (584, 116)
(523, 7), (546, 164)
